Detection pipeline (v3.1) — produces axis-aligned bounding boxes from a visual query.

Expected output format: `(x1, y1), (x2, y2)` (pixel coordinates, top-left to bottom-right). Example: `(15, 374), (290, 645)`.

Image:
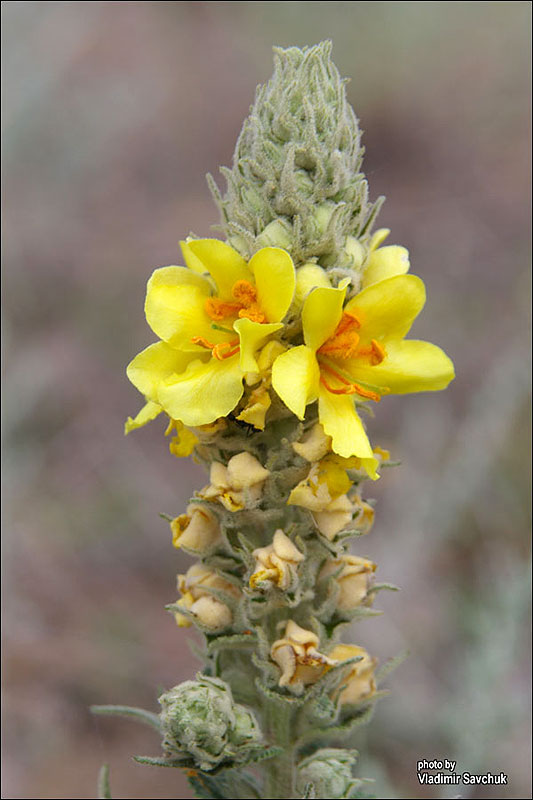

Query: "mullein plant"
(93, 42), (454, 800)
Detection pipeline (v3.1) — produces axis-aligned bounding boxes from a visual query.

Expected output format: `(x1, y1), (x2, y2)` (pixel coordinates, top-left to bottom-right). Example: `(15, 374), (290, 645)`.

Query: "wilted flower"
(170, 504), (222, 554)
(250, 529), (304, 591)
(329, 643), (377, 705)
(174, 563), (239, 629)
(319, 554), (376, 611)
(199, 452), (270, 511)
(270, 620), (337, 689)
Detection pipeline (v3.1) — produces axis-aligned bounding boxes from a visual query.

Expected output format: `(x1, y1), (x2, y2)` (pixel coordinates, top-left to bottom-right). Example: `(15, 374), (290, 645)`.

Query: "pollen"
(204, 297), (242, 321)
(318, 312), (361, 359)
(357, 338), (386, 365)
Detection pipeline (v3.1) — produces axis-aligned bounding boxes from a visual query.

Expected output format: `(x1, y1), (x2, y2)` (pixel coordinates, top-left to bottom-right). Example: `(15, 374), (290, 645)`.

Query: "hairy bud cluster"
(159, 675), (262, 771)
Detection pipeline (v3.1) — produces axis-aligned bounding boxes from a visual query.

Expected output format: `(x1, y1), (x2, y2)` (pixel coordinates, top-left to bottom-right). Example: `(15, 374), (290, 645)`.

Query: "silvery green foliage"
(209, 41), (383, 268)
(159, 674), (262, 772)
(296, 749), (363, 799)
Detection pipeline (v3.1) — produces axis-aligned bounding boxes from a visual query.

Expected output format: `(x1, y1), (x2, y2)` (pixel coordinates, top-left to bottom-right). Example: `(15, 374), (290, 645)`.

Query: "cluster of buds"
(159, 675), (262, 771)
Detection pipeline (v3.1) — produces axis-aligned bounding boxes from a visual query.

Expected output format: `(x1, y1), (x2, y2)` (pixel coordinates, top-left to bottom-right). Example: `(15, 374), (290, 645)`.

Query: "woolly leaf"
(91, 705), (161, 731)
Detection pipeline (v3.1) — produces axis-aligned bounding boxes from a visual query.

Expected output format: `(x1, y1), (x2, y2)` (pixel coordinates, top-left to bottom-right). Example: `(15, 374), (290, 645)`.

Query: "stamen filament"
(191, 336), (240, 360)
(319, 362), (381, 402)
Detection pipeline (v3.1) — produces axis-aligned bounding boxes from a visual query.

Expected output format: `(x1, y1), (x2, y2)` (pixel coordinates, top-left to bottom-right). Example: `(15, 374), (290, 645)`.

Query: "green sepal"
(97, 764), (112, 800)
(367, 582), (399, 595)
(375, 649), (409, 683)
(206, 632), (257, 655)
(90, 704), (161, 731)
(133, 754), (190, 768)
(301, 782), (316, 799)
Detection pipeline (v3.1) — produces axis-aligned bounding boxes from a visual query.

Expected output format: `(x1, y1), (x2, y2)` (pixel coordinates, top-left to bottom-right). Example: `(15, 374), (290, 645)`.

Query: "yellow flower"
(272, 273), (454, 477)
(270, 621), (337, 689)
(250, 529), (304, 591)
(328, 644), (377, 705)
(126, 239), (296, 427)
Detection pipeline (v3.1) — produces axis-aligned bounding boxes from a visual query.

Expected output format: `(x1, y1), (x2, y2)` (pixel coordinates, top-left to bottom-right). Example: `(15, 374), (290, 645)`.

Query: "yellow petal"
(318, 384), (378, 479)
(345, 274), (426, 343)
(302, 284), (347, 352)
(157, 355), (244, 426)
(233, 318), (283, 373)
(180, 239), (210, 274)
(226, 452), (270, 489)
(362, 245), (410, 288)
(249, 247), (296, 322)
(369, 228), (390, 250)
(294, 264), (331, 310)
(237, 390), (271, 430)
(185, 239), (251, 300)
(271, 345), (320, 420)
(145, 266), (219, 350)
(127, 341), (200, 402)
(348, 339), (455, 394)
(124, 400), (162, 434)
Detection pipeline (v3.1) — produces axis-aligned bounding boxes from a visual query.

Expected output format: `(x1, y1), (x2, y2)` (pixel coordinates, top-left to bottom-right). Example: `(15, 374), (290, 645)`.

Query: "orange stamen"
(232, 279), (257, 304)
(238, 304), (267, 323)
(212, 340), (240, 360)
(357, 338), (386, 365)
(191, 335), (217, 350)
(191, 336), (240, 360)
(318, 312), (361, 359)
(204, 297), (242, 321)
(319, 362), (381, 402)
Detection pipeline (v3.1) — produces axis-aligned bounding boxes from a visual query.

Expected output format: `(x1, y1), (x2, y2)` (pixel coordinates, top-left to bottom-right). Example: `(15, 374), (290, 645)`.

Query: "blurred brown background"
(2, 2), (531, 798)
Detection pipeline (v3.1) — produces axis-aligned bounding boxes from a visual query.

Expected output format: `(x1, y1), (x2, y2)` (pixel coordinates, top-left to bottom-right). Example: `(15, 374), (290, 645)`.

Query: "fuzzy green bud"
(209, 41), (383, 266)
(296, 749), (362, 799)
(159, 675), (262, 771)
(256, 218), (293, 249)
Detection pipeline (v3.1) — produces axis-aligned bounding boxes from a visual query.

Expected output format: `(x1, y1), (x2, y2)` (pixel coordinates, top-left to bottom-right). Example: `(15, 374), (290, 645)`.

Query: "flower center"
(318, 312), (361, 359)
(317, 311), (387, 401)
(204, 279), (267, 324)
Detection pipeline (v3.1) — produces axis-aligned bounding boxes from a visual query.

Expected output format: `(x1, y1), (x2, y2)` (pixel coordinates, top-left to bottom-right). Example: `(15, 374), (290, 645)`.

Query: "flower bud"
(329, 644), (377, 705)
(296, 749), (361, 799)
(256, 219), (292, 249)
(294, 264), (331, 309)
(319, 555), (376, 611)
(341, 235), (366, 270)
(159, 675), (262, 771)
(312, 201), (336, 236)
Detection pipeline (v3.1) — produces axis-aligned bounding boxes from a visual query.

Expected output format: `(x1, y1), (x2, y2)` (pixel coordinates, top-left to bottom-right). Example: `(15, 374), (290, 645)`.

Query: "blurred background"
(2, 2), (531, 798)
